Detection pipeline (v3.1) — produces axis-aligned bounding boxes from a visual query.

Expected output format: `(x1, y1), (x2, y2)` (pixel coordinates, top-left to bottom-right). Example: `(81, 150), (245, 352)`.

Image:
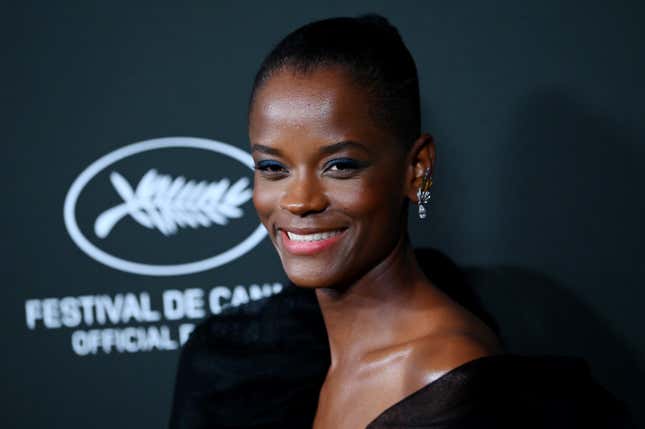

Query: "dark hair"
(249, 14), (421, 147)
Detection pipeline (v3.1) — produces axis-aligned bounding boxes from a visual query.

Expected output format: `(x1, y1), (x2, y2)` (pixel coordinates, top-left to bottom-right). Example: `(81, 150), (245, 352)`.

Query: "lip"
(278, 227), (347, 256)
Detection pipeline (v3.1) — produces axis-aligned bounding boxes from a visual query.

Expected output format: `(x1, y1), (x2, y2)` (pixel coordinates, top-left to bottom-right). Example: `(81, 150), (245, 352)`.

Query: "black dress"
(169, 284), (632, 428)
(366, 354), (631, 428)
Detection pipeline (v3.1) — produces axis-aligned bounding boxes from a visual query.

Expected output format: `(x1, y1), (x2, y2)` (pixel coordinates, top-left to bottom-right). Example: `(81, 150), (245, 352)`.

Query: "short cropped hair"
(249, 14), (421, 147)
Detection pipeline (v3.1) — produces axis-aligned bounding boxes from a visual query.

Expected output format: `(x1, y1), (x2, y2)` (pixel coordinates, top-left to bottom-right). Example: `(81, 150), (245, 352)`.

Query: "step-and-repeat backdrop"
(4, 2), (644, 428)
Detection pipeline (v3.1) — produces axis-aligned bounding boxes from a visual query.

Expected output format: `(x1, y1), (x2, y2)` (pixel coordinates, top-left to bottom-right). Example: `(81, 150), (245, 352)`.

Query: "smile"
(286, 230), (343, 242)
(279, 228), (346, 255)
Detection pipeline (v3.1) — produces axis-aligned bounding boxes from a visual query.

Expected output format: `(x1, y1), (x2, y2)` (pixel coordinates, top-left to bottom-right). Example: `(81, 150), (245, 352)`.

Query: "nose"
(279, 171), (328, 216)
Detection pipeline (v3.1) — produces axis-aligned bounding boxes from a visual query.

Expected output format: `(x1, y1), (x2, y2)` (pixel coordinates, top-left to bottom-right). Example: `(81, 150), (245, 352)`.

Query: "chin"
(279, 256), (349, 289)
(282, 259), (369, 292)
(283, 263), (335, 289)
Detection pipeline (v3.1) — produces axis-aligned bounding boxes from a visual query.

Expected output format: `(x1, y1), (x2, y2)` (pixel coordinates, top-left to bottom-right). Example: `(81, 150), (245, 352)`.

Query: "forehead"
(249, 66), (387, 145)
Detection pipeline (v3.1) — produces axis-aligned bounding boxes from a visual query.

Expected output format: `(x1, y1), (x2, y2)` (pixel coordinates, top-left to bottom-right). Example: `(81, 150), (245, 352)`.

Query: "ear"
(405, 133), (436, 202)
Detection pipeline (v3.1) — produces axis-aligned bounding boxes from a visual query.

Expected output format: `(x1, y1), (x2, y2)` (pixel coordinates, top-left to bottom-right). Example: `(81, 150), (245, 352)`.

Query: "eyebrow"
(251, 144), (281, 156)
(251, 140), (370, 156)
(318, 140), (370, 156)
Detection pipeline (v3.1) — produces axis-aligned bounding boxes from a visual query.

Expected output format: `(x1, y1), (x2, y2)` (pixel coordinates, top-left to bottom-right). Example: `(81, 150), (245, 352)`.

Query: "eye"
(254, 160), (288, 179)
(324, 158), (364, 178)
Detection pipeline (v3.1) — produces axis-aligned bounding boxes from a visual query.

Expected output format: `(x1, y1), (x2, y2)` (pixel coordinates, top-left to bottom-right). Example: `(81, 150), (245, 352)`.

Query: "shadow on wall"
(494, 86), (644, 292)
(497, 87), (645, 425)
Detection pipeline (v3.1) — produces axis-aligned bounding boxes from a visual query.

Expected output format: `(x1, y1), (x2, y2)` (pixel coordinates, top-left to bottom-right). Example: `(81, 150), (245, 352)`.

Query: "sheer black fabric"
(367, 354), (632, 428)
(168, 284), (329, 429)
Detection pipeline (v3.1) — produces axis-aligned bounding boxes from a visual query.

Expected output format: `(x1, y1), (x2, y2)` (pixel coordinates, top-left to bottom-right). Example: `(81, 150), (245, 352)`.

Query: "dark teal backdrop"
(3, 1), (644, 428)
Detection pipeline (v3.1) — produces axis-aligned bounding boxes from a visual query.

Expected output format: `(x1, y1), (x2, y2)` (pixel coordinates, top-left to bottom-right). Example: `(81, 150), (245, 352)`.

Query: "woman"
(247, 15), (627, 429)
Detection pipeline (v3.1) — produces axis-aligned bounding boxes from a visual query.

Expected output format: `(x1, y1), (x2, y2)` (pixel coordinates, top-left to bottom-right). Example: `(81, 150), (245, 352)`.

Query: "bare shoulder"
(404, 304), (502, 387)
(406, 333), (496, 385)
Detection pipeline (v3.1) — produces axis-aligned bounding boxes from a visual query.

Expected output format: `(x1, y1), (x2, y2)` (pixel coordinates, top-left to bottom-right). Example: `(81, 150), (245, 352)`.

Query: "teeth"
(286, 230), (343, 242)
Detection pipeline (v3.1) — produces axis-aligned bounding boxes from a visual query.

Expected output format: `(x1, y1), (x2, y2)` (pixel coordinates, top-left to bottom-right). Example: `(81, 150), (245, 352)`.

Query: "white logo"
(63, 137), (266, 276)
(94, 169), (252, 238)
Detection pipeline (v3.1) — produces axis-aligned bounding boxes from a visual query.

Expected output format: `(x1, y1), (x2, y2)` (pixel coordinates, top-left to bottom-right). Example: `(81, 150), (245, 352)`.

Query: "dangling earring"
(416, 167), (433, 219)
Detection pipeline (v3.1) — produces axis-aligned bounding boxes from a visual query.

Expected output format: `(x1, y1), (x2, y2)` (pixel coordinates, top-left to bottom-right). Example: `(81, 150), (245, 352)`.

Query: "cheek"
(252, 180), (276, 223)
(330, 172), (405, 219)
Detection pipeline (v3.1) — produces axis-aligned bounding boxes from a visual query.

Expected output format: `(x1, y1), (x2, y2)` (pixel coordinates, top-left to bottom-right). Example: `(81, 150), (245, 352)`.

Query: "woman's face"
(249, 66), (415, 288)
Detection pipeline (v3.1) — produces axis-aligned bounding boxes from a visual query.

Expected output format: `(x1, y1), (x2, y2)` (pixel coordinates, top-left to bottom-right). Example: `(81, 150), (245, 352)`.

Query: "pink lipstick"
(279, 228), (346, 256)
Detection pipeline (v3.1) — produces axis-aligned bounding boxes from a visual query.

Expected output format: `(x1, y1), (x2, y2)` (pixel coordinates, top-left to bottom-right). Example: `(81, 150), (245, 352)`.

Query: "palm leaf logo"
(94, 169), (252, 238)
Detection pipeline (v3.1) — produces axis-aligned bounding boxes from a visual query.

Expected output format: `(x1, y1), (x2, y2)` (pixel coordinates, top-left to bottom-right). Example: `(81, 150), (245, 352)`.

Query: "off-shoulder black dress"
(169, 285), (632, 429)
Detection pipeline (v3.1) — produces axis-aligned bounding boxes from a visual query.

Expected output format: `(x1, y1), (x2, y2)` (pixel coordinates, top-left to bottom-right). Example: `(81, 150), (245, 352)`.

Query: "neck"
(315, 234), (438, 368)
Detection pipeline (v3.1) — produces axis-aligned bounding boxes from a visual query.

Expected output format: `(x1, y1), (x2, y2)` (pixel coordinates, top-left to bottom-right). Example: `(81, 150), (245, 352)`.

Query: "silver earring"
(416, 167), (432, 219)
